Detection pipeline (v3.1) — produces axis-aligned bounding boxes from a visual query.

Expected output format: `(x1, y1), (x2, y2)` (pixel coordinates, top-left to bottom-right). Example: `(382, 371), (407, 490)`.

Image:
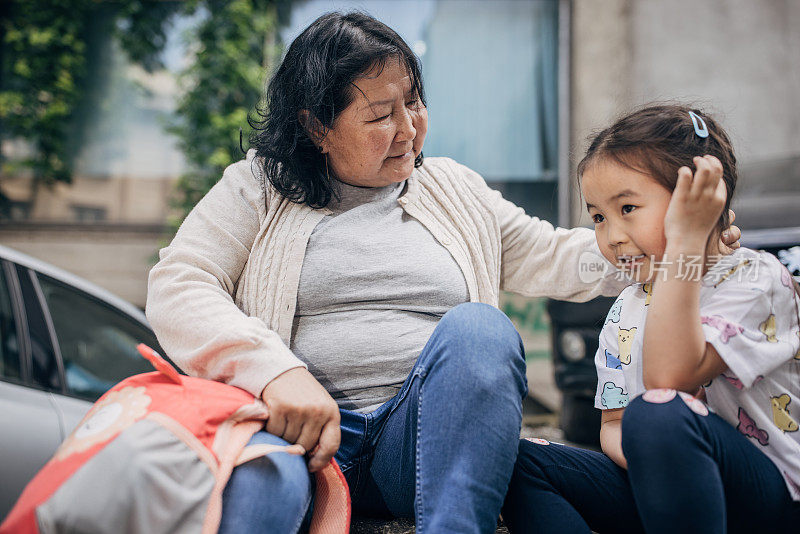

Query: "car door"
(1, 263), (167, 520)
(0, 261), (63, 519)
(32, 271), (163, 435)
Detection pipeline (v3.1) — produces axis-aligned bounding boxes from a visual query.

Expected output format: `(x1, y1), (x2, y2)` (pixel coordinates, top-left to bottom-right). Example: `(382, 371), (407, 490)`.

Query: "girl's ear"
(298, 110), (328, 153)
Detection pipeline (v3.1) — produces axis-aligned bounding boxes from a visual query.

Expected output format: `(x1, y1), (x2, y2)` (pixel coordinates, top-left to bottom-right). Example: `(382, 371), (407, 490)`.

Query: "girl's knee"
(622, 389), (706, 456)
(514, 438), (552, 476)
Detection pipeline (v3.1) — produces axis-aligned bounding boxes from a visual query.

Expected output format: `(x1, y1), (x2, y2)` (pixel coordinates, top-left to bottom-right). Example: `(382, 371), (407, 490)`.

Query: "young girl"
(501, 105), (800, 534)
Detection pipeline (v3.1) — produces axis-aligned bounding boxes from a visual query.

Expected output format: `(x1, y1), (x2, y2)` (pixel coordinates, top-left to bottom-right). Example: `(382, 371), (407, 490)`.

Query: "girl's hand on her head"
(663, 155), (727, 249)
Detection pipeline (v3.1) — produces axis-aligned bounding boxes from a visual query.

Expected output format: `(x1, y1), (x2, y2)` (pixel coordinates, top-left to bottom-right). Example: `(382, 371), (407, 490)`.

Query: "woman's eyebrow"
(359, 99), (394, 112)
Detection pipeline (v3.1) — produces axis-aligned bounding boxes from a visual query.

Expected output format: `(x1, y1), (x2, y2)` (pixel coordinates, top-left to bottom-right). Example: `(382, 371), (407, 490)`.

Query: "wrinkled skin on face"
(317, 56), (428, 188)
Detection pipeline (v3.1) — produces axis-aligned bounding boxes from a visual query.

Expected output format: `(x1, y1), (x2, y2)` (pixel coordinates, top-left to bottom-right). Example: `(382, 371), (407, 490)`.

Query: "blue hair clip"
(688, 111), (709, 138)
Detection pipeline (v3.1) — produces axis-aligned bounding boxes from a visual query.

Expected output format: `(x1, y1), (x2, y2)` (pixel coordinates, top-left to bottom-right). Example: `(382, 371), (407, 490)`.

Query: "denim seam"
(290, 484), (314, 534)
(353, 414), (373, 495)
(386, 366), (427, 420)
(337, 459), (356, 472)
(414, 375), (424, 531)
(368, 367), (427, 452)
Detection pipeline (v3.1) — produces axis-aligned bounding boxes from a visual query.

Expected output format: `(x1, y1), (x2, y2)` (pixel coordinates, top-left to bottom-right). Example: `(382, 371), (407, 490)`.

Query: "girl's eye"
(621, 205), (637, 215)
(406, 98), (419, 108)
(369, 114), (391, 123)
(592, 214), (605, 224)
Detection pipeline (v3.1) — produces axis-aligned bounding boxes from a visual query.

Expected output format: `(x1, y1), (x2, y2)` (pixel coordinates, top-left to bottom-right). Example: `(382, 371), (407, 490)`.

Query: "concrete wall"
(0, 226), (166, 308)
(569, 0), (800, 226)
(0, 175), (175, 308)
(2, 175), (176, 223)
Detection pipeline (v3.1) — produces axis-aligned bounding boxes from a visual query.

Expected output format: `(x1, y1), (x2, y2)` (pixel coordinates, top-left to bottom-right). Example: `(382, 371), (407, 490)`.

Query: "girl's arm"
(643, 156), (728, 392)
(600, 408), (627, 469)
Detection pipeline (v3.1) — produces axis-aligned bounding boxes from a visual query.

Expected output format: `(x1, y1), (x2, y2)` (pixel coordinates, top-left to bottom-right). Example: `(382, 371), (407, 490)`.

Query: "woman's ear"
(298, 110), (328, 153)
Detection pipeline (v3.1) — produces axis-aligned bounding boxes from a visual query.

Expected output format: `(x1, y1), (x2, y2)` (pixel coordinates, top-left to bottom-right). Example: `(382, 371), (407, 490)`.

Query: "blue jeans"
(502, 392), (800, 534)
(219, 431), (314, 534)
(220, 303), (528, 533)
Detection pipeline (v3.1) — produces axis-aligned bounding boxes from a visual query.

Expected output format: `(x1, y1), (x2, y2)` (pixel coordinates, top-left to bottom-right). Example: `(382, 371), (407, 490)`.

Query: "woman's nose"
(395, 107), (416, 142)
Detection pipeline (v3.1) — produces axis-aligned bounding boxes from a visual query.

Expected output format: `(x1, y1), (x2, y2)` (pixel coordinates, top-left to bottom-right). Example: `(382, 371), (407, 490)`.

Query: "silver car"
(0, 245), (163, 519)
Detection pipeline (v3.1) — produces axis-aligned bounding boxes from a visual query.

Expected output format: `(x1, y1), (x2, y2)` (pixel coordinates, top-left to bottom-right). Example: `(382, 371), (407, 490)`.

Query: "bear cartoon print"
(771, 394), (799, 433)
(760, 313), (778, 343)
(601, 382), (629, 409)
(606, 298), (623, 324)
(605, 350), (623, 370)
(617, 327), (637, 365)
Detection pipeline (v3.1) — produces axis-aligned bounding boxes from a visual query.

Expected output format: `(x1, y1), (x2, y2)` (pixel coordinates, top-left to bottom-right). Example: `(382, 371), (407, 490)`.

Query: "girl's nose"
(606, 223), (628, 247)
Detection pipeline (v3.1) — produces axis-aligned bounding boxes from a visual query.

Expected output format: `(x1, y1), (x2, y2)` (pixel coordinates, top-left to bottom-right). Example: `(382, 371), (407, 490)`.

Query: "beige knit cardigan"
(146, 151), (624, 397)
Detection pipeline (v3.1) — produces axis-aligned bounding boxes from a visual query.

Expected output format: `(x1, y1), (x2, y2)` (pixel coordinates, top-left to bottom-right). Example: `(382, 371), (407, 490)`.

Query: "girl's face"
(581, 159), (673, 283)
(319, 56), (428, 188)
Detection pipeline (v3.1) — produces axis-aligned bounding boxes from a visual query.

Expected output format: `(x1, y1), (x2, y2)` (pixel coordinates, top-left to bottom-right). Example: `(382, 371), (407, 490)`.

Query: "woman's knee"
(221, 432), (312, 532)
(434, 303), (525, 382)
(246, 432), (311, 496)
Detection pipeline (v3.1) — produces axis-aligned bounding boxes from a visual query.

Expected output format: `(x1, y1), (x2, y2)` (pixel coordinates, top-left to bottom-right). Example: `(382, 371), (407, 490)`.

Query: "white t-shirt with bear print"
(594, 247), (800, 501)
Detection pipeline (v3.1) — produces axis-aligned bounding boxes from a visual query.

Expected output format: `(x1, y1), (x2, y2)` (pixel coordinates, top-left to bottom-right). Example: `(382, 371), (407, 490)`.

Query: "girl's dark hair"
(248, 11), (426, 208)
(577, 104), (737, 234)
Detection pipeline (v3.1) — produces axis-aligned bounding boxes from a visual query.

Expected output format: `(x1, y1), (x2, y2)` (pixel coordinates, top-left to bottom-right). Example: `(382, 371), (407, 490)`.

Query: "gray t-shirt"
(291, 179), (469, 412)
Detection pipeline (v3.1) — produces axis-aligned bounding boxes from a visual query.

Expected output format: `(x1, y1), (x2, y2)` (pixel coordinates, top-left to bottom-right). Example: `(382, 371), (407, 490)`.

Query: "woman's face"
(319, 56), (428, 188)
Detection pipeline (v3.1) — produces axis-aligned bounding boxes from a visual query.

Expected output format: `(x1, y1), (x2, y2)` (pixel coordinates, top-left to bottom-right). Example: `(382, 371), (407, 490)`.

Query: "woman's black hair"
(248, 11), (426, 208)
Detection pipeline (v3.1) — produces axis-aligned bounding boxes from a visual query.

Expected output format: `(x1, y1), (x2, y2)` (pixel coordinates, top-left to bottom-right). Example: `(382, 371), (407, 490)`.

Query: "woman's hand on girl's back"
(719, 209), (742, 254)
(261, 367), (342, 472)
(663, 155), (728, 247)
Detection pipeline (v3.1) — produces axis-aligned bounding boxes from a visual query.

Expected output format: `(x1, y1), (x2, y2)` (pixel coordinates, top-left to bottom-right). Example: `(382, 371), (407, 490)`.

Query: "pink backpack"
(1, 344), (350, 534)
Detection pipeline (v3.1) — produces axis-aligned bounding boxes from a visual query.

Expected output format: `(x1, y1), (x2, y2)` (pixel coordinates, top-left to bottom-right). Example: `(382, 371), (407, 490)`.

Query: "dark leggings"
(502, 392), (800, 534)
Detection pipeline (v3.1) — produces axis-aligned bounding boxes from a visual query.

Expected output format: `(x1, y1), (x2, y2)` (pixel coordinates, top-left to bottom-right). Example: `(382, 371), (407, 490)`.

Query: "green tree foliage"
(0, 0), (95, 189)
(166, 0), (284, 226)
(0, 0), (286, 227)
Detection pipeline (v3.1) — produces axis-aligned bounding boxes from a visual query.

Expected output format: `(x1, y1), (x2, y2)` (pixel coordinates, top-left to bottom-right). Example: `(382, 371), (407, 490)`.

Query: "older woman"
(146, 11), (737, 534)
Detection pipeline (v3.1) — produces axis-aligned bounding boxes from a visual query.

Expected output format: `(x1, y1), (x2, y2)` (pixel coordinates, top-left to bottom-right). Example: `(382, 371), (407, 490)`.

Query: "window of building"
(71, 205), (108, 223)
(0, 200), (33, 221)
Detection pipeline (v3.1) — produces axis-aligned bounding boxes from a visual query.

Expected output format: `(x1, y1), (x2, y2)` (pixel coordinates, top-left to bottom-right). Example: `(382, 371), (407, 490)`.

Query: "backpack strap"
(309, 461), (351, 534)
(202, 420), (266, 534)
(234, 443), (304, 466)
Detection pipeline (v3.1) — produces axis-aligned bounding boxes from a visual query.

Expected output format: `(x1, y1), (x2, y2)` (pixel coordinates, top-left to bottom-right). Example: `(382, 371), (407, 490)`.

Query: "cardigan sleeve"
(452, 160), (628, 301)
(145, 156), (306, 397)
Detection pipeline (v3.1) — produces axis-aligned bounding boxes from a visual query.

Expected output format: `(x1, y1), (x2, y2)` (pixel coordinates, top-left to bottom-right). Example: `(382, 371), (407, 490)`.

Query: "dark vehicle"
(549, 156), (800, 445)
(0, 245), (164, 519)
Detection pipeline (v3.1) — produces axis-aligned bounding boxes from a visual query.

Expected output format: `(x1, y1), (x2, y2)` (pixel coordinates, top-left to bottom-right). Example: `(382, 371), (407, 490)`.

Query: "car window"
(16, 265), (60, 391)
(0, 266), (21, 381)
(37, 274), (161, 401)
